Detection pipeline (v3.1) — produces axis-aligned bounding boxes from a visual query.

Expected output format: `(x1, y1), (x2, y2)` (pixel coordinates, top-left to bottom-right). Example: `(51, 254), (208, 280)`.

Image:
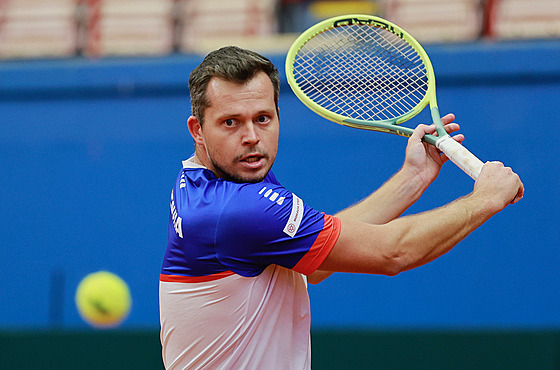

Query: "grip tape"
(435, 135), (483, 180)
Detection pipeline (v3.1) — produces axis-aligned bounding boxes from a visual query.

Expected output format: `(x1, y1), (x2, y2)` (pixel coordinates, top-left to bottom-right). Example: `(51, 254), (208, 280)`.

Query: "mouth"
(238, 153), (266, 168)
(242, 154), (263, 163)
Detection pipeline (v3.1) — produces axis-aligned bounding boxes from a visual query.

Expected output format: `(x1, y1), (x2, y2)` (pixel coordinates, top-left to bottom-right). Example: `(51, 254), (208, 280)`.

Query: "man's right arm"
(318, 161), (524, 276)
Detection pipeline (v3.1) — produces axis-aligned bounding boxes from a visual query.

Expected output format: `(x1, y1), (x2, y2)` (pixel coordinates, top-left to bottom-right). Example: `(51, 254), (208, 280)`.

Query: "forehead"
(205, 72), (275, 108)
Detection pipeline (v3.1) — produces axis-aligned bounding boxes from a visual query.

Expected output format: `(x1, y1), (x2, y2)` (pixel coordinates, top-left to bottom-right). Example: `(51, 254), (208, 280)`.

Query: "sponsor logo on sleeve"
(283, 194), (303, 238)
(258, 186), (302, 237)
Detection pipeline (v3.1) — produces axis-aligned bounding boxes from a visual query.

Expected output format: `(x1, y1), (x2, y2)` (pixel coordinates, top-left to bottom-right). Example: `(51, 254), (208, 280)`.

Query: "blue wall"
(1, 40), (559, 330)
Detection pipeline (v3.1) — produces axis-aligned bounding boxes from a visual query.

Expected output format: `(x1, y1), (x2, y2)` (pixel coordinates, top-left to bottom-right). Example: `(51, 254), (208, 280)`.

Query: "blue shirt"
(161, 159), (340, 282)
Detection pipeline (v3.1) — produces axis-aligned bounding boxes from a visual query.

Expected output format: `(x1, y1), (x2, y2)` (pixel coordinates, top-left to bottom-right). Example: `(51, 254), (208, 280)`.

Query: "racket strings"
(298, 27), (424, 118)
(293, 24), (429, 122)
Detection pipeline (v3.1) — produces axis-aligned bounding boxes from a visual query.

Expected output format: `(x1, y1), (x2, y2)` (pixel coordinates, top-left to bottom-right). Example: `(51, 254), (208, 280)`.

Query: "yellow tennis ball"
(75, 271), (132, 328)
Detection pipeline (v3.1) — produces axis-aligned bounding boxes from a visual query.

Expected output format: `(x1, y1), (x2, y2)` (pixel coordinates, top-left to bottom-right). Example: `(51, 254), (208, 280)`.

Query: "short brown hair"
(189, 46), (280, 125)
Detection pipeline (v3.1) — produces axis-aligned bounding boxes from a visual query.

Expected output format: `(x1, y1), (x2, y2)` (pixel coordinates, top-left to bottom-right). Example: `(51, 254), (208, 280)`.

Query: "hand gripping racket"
(285, 14), (484, 180)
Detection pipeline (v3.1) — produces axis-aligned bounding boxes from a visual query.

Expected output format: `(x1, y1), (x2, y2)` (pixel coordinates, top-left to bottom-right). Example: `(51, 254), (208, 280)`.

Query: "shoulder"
(217, 181), (292, 234)
(217, 178), (323, 245)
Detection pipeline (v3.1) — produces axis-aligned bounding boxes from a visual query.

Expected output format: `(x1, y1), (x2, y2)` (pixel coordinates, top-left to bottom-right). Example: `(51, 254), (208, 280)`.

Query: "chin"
(210, 158), (273, 183)
(238, 172), (269, 183)
(228, 168), (270, 183)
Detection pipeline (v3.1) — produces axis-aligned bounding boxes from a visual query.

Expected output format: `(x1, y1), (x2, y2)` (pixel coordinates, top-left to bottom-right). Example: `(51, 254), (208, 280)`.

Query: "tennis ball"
(75, 271), (132, 328)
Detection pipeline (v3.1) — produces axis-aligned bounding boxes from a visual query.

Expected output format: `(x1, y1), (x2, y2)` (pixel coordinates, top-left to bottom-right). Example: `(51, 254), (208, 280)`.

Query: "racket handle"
(435, 135), (483, 180)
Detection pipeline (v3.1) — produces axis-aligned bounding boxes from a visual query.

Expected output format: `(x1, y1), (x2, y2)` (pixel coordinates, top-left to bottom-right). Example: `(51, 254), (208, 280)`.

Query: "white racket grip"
(435, 135), (484, 180)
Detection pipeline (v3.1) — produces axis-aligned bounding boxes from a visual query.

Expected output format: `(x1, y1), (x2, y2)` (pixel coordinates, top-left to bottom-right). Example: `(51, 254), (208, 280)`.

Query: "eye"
(256, 115), (270, 124)
(224, 118), (236, 127)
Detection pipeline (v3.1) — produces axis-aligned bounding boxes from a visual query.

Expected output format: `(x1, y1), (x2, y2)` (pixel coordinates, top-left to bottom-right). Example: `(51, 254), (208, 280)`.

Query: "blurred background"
(1, 0), (559, 368)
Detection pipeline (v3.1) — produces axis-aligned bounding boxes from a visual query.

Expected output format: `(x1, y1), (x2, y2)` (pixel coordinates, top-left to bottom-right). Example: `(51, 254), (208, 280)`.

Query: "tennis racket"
(285, 14), (484, 180)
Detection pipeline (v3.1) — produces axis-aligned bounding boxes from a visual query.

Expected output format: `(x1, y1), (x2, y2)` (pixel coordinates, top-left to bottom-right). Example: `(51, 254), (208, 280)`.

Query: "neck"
(193, 145), (210, 168)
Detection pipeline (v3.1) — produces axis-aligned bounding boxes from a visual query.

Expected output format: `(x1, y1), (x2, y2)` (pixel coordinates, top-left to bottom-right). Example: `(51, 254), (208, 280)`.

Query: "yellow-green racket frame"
(285, 14), (484, 179)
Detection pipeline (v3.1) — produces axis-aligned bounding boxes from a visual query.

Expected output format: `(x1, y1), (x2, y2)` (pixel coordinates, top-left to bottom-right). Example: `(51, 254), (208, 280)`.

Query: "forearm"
(335, 166), (427, 224)
(321, 191), (499, 275)
(387, 193), (496, 273)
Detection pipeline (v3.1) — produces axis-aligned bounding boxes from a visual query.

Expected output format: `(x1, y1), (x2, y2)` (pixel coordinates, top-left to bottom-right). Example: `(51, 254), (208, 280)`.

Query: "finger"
(451, 133), (465, 143)
(411, 124), (436, 140)
(510, 191), (522, 204)
(443, 123), (461, 134)
(510, 179), (524, 204)
(440, 113), (455, 125)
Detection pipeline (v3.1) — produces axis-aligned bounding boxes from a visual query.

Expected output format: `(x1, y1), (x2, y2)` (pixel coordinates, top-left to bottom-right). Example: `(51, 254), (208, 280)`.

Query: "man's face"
(197, 72), (279, 183)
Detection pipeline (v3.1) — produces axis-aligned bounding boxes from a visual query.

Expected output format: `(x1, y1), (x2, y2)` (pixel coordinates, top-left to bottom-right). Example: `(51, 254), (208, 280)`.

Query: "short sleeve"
(214, 182), (340, 277)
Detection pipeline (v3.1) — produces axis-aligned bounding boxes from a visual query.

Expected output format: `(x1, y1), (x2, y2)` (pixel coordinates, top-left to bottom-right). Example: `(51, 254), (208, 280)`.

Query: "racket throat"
(430, 106), (448, 137)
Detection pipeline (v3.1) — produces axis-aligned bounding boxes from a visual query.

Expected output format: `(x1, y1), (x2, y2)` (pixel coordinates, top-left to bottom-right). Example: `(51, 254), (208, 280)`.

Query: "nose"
(242, 123), (260, 145)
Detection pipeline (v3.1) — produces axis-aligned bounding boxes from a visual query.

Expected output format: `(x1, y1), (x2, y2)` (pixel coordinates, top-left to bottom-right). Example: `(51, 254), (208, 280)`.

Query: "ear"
(187, 116), (204, 146)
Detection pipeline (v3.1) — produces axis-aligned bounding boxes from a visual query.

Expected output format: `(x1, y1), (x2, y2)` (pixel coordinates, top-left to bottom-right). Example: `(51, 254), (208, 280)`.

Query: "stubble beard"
(206, 146), (273, 183)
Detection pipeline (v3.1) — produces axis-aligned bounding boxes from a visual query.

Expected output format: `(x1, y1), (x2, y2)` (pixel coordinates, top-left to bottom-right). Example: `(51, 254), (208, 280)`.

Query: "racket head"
(285, 14), (437, 138)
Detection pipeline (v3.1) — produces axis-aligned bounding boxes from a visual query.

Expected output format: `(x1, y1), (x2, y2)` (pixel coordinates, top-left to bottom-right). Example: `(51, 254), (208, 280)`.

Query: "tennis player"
(159, 46), (523, 369)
